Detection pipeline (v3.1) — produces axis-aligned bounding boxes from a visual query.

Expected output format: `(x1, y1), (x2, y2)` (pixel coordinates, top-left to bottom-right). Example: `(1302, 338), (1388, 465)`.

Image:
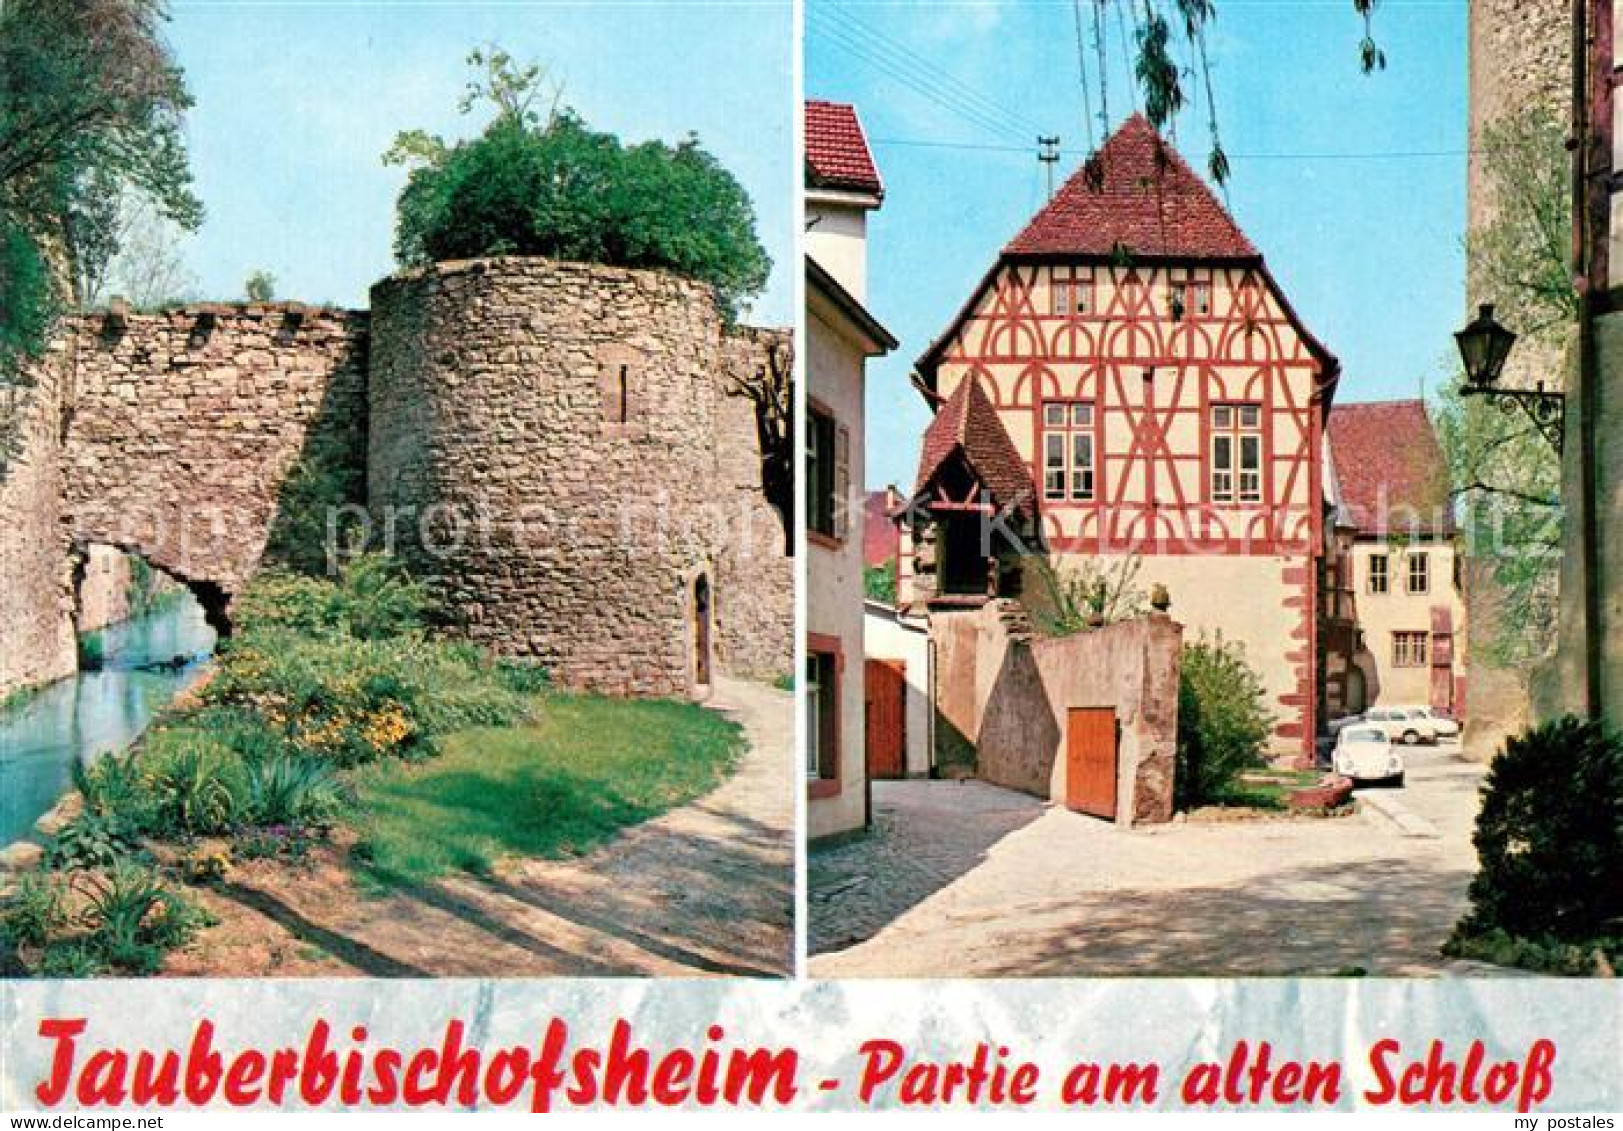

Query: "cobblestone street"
(810, 745), (1499, 977)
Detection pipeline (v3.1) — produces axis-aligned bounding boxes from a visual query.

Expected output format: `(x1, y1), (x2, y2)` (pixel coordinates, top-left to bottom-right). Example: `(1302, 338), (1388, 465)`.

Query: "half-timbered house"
(899, 114), (1340, 757)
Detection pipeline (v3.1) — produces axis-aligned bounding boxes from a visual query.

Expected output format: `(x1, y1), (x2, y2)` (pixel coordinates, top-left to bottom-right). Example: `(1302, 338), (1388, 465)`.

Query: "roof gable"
(1005, 114), (1257, 260)
(1327, 399), (1453, 535)
(805, 100), (883, 197)
(913, 376), (1036, 518)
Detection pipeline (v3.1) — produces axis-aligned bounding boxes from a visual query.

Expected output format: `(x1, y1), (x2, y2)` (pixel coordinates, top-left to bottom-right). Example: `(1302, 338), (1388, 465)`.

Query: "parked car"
(1390, 704), (1461, 741)
(1361, 706), (1437, 746)
(1326, 712), (1365, 737)
(1333, 725), (1405, 786)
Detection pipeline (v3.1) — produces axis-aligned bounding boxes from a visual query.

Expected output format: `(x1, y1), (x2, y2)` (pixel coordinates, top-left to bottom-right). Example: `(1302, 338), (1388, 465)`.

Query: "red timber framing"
(923, 260), (1331, 560)
(909, 116), (1340, 760)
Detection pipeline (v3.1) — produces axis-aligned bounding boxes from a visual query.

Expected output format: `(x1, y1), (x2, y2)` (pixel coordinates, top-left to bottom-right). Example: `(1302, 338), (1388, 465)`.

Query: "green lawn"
(349, 693), (745, 886)
(1211, 768), (1324, 810)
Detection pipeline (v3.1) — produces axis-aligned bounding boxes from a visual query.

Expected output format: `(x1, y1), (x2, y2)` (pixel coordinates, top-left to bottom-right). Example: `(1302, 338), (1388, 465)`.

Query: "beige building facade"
(902, 116), (1337, 759)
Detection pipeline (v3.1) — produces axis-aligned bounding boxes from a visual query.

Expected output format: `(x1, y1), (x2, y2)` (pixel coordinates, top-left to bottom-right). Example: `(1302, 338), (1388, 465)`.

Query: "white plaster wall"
(1352, 539), (1468, 708)
(806, 200), (869, 302)
(807, 304), (869, 839)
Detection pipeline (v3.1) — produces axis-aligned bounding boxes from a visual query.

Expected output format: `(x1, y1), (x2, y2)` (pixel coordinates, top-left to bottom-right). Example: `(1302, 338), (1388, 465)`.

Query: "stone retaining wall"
(930, 600), (1183, 826)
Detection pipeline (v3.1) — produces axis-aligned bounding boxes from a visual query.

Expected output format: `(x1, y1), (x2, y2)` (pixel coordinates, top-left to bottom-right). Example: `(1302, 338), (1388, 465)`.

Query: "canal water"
(0, 597), (217, 846)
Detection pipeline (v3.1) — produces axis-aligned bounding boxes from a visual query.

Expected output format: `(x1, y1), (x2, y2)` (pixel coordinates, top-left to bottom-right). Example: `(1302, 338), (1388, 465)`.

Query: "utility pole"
(1038, 136), (1061, 199)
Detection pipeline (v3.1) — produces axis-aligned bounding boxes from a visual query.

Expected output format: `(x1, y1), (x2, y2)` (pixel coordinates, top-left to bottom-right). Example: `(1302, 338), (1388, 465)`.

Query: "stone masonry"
(0, 345), (77, 695)
(0, 257), (791, 700)
(1465, 0), (1572, 753)
(60, 304), (369, 631)
(929, 600), (1183, 826)
(368, 257), (788, 699)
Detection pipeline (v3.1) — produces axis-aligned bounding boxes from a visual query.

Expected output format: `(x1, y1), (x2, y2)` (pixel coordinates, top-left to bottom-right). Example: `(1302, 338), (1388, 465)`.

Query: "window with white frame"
(1051, 276), (1092, 316)
(1042, 401), (1096, 502)
(1368, 553), (1390, 595)
(1407, 552), (1430, 595)
(1210, 403), (1262, 504)
(1392, 631), (1429, 668)
(806, 649), (838, 780)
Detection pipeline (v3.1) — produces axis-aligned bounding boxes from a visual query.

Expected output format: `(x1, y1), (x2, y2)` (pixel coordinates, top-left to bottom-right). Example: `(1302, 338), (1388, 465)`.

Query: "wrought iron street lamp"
(1455, 303), (1566, 453)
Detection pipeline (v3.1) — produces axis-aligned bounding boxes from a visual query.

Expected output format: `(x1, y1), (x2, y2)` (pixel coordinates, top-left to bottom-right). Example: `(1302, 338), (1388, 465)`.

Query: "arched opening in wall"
(692, 572), (714, 694)
(70, 545), (221, 674)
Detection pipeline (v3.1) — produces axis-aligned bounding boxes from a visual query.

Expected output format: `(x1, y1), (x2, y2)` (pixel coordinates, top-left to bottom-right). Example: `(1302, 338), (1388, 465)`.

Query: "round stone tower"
(367, 257), (729, 699)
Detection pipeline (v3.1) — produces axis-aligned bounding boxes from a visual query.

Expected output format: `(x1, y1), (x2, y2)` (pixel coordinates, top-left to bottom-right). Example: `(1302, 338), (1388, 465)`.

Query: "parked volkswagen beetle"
(1333, 725), (1405, 787)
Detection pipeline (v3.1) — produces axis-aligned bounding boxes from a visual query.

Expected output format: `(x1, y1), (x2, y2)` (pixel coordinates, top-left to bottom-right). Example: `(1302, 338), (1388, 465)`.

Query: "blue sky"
(163, 0), (794, 323)
(806, 0), (1469, 489)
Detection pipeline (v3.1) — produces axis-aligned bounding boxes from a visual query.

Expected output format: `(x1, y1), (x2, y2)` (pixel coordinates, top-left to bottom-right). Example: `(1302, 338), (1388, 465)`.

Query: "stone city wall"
(4, 260), (787, 702)
(714, 326), (794, 683)
(0, 342), (78, 697)
(368, 256), (789, 699)
(60, 304), (369, 626)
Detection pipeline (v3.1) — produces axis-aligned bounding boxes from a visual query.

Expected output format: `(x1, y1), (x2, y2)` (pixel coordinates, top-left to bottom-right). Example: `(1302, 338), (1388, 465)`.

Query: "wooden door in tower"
(865, 660), (906, 780)
(693, 574), (712, 688)
(1065, 707), (1118, 820)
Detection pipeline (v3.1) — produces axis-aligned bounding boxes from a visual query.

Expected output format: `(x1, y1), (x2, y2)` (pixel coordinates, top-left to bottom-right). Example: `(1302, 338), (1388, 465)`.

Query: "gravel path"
(810, 745), (1492, 978)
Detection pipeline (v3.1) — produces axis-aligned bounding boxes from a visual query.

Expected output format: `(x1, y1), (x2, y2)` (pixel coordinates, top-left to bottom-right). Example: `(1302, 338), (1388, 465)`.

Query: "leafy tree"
(1435, 105), (1573, 664)
(1467, 106), (1577, 339)
(82, 190), (196, 309)
(0, 0), (201, 365)
(245, 269), (276, 302)
(724, 331), (794, 547)
(386, 48), (770, 320)
(864, 561), (897, 605)
(1068, 0), (1384, 190)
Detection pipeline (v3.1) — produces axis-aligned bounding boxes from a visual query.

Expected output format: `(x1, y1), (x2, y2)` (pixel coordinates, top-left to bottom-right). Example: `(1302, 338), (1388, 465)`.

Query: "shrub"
(35, 942), (107, 978)
(1, 874), (68, 948)
(208, 629), (532, 765)
(233, 825), (316, 864)
(73, 751), (157, 826)
(1176, 637), (1275, 809)
(231, 555), (430, 641)
(78, 861), (210, 975)
(392, 112), (770, 320)
(1027, 556), (1147, 637)
(864, 562), (897, 605)
(496, 659), (552, 695)
(1449, 716), (1623, 948)
(244, 755), (347, 828)
(44, 811), (146, 870)
(141, 730), (248, 837)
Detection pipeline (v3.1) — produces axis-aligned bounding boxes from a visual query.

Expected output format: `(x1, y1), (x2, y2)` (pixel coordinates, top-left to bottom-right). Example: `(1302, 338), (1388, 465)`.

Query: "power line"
(811, 16), (1029, 143)
(869, 136), (1471, 161)
(816, 4), (1044, 140)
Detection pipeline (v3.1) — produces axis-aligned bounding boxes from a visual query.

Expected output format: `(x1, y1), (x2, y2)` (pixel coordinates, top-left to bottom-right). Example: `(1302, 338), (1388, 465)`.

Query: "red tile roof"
(1006, 113), (1257, 260)
(806, 100), (883, 197)
(913, 377), (1037, 518)
(863, 491), (900, 568)
(1327, 399), (1454, 535)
